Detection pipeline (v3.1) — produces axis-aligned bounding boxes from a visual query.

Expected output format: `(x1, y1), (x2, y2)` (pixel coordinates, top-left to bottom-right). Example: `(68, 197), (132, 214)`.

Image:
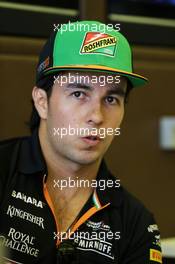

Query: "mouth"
(81, 135), (101, 146)
(84, 135), (100, 140)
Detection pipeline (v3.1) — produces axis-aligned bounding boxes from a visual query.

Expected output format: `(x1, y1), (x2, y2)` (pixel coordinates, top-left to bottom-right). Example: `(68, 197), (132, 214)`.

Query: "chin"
(68, 152), (101, 165)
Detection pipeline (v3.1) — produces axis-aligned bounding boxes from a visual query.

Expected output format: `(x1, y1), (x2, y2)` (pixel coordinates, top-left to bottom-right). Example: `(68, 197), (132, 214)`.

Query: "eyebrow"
(66, 83), (93, 91)
(106, 87), (126, 97)
(65, 83), (126, 97)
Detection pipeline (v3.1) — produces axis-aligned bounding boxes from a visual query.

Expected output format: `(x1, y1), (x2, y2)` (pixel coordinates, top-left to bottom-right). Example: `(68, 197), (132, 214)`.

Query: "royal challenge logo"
(80, 32), (117, 57)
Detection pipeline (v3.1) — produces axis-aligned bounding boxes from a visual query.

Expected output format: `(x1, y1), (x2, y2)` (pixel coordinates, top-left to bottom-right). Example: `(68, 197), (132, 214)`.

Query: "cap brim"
(43, 64), (148, 88)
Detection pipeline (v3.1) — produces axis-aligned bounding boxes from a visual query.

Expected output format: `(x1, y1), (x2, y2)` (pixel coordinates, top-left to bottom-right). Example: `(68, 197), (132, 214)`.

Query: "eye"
(72, 91), (86, 99)
(105, 96), (118, 105)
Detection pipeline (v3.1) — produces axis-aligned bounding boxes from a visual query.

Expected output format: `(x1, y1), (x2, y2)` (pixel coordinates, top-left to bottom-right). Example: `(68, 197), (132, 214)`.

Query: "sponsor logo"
(11, 190), (44, 208)
(74, 235), (114, 260)
(85, 220), (120, 241)
(148, 224), (159, 233)
(80, 32), (117, 57)
(0, 228), (39, 258)
(86, 220), (110, 231)
(150, 249), (162, 263)
(6, 205), (45, 229)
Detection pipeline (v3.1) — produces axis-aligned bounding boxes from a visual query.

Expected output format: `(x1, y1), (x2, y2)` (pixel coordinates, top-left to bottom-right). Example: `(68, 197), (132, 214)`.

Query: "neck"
(38, 124), (102, 197)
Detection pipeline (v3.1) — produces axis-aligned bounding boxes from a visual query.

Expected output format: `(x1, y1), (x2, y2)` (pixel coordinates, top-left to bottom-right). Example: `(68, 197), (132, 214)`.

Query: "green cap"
(36, 21), (148, 88)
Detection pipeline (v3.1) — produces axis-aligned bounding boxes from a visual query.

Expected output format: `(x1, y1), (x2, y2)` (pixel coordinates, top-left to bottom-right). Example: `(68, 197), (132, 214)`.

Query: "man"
(0, 21), (162, 263)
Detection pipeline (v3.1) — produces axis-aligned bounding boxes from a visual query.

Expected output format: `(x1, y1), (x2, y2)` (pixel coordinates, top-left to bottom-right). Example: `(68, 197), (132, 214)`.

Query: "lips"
(84, 135), (100, 141)
(81, 135), (101, 146)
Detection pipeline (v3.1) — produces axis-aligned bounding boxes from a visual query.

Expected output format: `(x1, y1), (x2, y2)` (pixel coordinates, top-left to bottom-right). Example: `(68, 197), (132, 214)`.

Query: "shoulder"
(110, 175), (161, 239)
(120, 186), (156, 235)
(0, 136), (29, 203)
(0, 136), (29, 173)
(109, 172), (152, 218)
(121, 186), (151, 218)
(108, 175), (162, 260)
(0, 136), (25, 156)
(108, 173), (156, 234)
(0, 137), (22, 151)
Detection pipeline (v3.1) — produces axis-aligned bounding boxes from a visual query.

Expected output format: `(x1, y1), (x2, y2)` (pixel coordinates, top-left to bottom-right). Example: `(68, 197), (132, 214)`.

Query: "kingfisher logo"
(80, 32), (117, 57)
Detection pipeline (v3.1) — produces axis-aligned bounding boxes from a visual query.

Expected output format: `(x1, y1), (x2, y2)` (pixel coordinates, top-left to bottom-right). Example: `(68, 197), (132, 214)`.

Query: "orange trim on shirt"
(43, 182), (60, 246)
(70, 202), (110, 234)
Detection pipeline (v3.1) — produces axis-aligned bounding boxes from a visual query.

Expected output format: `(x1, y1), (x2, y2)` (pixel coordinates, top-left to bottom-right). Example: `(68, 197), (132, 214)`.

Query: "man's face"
(41, 71), (127, 165)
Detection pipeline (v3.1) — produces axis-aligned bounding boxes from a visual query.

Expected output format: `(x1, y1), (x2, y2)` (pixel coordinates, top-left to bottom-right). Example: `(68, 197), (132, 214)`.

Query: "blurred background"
(0, 0), (175, 261)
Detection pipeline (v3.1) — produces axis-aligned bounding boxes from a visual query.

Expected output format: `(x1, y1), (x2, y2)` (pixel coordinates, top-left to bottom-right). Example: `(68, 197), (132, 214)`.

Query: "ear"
(32, 86), (48, 119)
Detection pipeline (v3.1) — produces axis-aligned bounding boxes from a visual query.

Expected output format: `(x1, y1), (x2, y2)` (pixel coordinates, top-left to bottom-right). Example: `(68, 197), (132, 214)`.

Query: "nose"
(87, 101), (104, 126)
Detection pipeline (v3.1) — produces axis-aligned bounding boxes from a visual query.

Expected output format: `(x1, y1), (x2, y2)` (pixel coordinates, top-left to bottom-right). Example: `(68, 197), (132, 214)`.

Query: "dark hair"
(124, 79), (133, 104)
(29, 74), (133, 133)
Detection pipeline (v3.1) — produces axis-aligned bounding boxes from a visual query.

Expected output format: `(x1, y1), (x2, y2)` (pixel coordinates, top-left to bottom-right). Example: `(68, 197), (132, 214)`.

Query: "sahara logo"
(11, 190), (44, 208)
(80, 32), (117, 57)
